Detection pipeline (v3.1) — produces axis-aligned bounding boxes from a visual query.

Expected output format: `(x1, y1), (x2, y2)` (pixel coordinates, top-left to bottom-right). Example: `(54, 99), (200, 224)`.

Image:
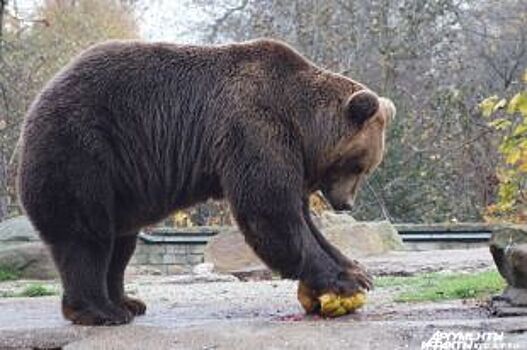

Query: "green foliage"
(0, 266), (20, 282)
(376, 270), (505, 302)
(507, 92), (527, 115)
(480, 71), (527, 222)
(480, 96), (507, 118)
(0, 283), (57, 298)
(354, 87), (493, 223)
(17, 284), (57, 297)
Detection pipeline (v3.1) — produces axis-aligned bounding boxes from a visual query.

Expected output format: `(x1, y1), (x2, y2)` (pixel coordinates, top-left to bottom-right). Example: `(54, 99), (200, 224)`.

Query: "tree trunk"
(0, 152), (8, 221)
(0, 0), (6, 48)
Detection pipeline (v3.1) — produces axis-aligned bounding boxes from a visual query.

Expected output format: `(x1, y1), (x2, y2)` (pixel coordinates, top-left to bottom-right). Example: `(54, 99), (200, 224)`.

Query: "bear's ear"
(344, 90), (380, 125)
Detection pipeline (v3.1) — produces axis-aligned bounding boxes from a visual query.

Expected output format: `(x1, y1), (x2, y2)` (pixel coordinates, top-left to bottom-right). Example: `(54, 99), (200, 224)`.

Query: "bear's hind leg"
(19, 144), (132, 325)
(107, 234), (146, 316)
(50, 237), (133, 325)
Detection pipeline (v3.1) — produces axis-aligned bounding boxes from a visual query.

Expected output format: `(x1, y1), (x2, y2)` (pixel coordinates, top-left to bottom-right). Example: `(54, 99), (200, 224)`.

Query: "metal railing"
(139, 223), (496, 245)
(394, 223), (495, 243)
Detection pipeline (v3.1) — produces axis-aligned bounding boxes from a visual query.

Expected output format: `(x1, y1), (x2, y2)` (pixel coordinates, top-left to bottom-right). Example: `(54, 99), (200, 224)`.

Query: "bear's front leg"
(220, 133), (370, 316)
(302, 200), (373, 290)
(223, 172), (367, 313)
(297, 200), (372, 316)
(233, 203), (369, 311)
(233, 206), (339, 283)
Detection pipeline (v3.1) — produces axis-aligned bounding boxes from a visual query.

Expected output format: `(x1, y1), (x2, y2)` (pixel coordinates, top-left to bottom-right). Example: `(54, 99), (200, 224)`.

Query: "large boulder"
(490, 224), (527, 308)
(313, 211), (357, 228)
(321, 215), (404, 258)
(0, 243), (57, 279)
(204, 213), (404, 275)
(0, 216), (39, 243)
(204, 227), (263, 274)
(0, 216), (57, 279)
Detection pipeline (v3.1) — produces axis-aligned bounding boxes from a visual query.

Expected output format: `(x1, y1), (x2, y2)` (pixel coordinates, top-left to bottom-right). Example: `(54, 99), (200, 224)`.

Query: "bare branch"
(365, 179), (392, 221)
(0, 0), (6, 52)
(208, 0), (249, 43)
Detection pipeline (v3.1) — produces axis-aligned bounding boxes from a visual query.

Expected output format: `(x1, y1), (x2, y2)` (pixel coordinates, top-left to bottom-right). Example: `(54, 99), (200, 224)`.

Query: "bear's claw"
(63, 302), (133, 326)
(121, 296), (147, 316)
(345, 259), (374, 291)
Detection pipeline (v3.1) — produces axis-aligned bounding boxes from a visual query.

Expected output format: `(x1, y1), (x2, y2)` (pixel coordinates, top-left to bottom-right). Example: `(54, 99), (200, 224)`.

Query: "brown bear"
(17, 39), (395, 325)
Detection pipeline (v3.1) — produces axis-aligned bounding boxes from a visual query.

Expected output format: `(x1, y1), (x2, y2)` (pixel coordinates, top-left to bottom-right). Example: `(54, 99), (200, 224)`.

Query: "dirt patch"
(0, 248), (524, 349)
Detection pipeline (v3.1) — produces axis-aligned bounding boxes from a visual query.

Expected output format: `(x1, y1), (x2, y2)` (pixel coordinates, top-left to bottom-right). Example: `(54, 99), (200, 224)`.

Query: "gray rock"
(192, 262), (214, 275)
(314, 211), (357, 228)
(323, 220), (404, 258)
(126, 265), (163, 276)
(0, 216), (38, 242)
(0, 216), (59, 279)
(204, 218), (404, 274)
(490, 298), (527, 317)
(316, 213), (404, 254)
(490, 225), (527, 307)
(155, 273), (239, 284)
(230, 266), (274, 281)
(0, 242), (57, 279)
(204, 227), (265, 273)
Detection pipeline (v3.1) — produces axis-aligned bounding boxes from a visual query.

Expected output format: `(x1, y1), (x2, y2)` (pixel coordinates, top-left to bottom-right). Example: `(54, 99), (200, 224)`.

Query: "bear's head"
(319, 89), (395, 211)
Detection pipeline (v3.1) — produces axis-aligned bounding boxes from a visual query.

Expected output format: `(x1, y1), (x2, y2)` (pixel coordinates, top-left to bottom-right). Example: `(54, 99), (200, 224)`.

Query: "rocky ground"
(1, 247), (526, 350)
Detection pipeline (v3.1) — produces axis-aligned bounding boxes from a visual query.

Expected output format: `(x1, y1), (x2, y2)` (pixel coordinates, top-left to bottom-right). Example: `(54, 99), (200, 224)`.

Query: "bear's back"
(27, 39), (313, 127)
(19, 39), (321, 233)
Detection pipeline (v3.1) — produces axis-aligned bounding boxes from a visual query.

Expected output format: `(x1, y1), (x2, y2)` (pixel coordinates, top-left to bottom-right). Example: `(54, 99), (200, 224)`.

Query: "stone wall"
(130, 241), (206, 274)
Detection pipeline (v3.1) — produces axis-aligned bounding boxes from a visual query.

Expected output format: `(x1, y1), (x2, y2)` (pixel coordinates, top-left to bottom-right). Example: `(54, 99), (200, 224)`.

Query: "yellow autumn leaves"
(480, 70), (527, 223)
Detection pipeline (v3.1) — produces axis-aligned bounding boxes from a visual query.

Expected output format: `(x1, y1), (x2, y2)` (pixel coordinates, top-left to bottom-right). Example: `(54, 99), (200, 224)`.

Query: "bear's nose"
(330, 200), (353, 212)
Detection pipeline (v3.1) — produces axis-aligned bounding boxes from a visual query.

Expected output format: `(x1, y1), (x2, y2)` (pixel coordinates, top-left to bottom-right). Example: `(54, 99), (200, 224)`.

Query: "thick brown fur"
(17, 39), (395, 325)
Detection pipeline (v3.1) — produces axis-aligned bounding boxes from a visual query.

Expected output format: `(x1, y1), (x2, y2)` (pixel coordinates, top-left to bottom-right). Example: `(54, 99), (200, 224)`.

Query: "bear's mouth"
(319, 171), (365, 213)
(320, 185), (354, 212)
(324, 194), (353, 212)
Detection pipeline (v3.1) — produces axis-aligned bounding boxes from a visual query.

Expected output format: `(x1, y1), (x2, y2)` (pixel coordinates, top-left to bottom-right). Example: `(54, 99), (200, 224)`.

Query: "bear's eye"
(348, 163), (364, 174)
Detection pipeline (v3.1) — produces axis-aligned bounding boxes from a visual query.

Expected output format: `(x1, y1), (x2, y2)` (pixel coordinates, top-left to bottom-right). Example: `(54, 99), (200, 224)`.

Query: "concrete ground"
(1, 248), (526, 350)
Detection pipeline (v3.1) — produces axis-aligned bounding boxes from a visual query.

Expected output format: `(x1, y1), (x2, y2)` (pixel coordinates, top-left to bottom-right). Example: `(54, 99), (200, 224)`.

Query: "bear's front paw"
(297, 262), (372, 317)
(297, 281), (367, 317)
(342, 260), (373, 292)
